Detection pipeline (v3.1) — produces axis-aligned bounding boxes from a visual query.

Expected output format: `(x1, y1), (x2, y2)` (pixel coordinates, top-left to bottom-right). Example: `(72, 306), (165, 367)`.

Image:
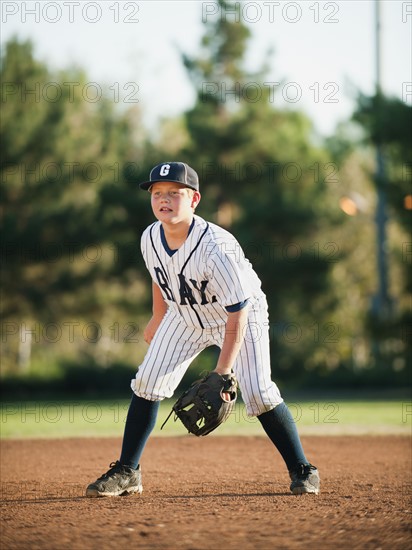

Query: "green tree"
(323, 91), (411, 384)
(0, 39), (151, 373)
(351, 92), (411, 376)
(353, 92), (411, 235)
(2, 39), (109, 321)
(175, 1), (343, 382)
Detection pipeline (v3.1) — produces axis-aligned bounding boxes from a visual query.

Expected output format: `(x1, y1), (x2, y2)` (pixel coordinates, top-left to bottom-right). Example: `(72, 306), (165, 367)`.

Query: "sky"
(1, 0), (411, 136)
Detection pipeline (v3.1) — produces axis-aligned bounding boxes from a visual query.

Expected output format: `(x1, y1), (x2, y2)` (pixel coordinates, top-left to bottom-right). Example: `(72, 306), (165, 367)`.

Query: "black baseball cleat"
(289, 463), (320, 495)
(86, 461), (143, 497)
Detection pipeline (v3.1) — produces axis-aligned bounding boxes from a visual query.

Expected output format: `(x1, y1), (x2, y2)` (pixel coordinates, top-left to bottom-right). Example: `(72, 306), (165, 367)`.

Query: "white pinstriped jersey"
(141, 215), (265, 329)
(133, 213), (283, 414)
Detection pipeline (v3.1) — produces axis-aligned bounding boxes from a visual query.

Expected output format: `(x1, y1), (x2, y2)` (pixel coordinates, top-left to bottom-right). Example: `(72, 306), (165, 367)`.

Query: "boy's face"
(150, 182), (201, 225)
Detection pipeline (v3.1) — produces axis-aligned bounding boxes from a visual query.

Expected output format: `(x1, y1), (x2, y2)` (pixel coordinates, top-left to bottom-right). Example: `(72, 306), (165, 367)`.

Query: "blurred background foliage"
(1, 2), (411, 398)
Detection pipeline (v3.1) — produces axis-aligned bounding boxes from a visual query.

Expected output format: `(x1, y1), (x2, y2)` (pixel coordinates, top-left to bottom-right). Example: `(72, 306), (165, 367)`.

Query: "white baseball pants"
(131, 297), (283, 416)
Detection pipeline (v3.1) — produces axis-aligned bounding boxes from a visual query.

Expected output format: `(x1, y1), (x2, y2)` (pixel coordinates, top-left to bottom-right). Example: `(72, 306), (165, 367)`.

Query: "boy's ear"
(191, 191), (201, 209)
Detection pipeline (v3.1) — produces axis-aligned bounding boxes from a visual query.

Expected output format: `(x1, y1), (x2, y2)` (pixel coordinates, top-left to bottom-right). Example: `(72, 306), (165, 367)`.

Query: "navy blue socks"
(119, 396), (307, 472)
(257, 401), (308, 471)
(119, 393), (160, 469)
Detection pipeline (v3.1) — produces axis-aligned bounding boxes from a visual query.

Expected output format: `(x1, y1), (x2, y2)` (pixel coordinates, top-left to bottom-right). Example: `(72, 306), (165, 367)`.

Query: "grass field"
(1, 398), (411, 439)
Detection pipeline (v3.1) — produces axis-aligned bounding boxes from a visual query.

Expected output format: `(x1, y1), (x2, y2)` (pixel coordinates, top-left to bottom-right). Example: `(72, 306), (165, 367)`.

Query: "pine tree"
(176, 2), (342, 380)
(0, 39), (149, 372)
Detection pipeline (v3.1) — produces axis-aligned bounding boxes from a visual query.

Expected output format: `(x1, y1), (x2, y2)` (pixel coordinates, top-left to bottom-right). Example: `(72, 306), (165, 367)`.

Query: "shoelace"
(296, 464), (316, 478)
(98, 461), (123, 481)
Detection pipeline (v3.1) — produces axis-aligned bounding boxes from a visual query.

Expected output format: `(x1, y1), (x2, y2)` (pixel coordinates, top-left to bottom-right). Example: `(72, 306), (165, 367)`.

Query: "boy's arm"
(214, 305), (250, 375)
(143, 281), (168, 344)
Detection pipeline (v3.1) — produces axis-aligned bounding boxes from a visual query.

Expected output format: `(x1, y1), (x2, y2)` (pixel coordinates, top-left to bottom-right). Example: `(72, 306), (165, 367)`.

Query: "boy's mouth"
(160, 207), (172, 212)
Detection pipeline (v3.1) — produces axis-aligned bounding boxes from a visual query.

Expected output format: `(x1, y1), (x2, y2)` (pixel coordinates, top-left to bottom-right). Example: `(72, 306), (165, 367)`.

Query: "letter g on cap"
(160, 164), (171, 176)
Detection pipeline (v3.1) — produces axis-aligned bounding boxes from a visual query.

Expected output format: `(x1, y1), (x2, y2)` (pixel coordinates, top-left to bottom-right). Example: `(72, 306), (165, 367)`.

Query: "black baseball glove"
(161, 371), (237, 436)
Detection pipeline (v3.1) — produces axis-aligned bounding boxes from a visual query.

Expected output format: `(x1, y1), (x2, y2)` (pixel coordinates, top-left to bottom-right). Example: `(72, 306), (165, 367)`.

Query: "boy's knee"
(131, 370), (170, 401)
(243, 389), (283, 417)
(131, 371), (153, 398)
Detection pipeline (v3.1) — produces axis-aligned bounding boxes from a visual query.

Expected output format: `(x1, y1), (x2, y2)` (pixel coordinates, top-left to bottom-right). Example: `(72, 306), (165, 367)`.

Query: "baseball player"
(86, 162), (320, 497)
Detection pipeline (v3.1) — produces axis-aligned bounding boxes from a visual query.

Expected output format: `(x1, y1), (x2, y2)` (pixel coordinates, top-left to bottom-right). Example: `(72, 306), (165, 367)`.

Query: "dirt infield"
(1, 435), (411, 550)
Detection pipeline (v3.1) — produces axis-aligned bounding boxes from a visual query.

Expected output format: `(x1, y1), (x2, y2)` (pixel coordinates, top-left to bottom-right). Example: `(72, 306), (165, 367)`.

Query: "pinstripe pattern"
(234, 297), (283, 416)
(132, 222), (283, 416)
(131, 309), (205, 400)
(131, 299), (283, 415)
(141, 215), (261, 328)
(133, 215), (283, 416)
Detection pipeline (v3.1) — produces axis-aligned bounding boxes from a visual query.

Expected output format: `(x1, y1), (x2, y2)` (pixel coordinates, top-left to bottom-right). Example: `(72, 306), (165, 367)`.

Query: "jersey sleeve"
(140, 231), (148, 272)
(140, 223), (155, 273)
(225, 299), (249, 312)
(205, 239), (253, 307)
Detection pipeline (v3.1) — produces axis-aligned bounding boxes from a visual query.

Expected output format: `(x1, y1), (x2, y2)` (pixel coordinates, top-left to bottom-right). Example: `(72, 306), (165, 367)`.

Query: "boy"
(86, 162), (320, 497)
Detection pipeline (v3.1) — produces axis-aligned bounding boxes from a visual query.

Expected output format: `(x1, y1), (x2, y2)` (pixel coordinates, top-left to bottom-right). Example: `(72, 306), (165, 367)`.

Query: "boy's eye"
(152, 190), (181, 197)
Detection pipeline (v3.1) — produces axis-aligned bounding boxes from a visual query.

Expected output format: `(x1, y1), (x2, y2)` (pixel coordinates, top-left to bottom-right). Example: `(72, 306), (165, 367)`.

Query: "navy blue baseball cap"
(139, 162), (199, 191)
